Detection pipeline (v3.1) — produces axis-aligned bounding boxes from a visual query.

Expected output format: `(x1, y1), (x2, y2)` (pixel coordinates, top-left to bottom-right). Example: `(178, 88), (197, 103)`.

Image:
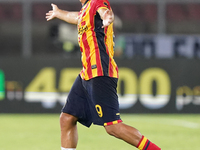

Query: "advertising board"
(0, 57), (199, 113)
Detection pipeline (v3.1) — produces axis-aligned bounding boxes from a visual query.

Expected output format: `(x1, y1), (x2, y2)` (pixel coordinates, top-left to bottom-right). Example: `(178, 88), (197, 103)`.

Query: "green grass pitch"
(0, 114), (200, 150)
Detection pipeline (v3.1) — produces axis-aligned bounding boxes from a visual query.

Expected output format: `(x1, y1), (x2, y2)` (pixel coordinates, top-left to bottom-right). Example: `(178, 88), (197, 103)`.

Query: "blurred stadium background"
(2, 0), (200, 57)
(0, 0), (200, 149)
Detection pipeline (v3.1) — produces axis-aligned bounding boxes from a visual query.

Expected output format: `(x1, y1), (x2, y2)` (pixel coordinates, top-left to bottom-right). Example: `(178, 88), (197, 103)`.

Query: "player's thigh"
(60, 112), (78, 127)
(83, 76), (121, 125)
(62, 75), (93, 127)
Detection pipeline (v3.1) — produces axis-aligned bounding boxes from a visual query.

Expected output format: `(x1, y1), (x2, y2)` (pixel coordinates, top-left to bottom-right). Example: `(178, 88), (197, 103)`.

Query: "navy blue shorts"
(62, 75), (122, 127)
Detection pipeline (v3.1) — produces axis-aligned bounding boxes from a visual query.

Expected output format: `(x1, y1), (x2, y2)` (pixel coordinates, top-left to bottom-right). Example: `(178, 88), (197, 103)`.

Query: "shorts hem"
(103, 119), (123, 126)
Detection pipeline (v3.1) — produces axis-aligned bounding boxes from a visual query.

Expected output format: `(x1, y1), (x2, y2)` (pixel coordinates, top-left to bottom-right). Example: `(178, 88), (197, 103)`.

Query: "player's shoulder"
(91, 0), (110, 6)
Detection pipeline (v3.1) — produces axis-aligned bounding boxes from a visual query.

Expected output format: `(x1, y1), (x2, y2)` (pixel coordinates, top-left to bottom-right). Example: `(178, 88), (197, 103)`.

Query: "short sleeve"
(92, 0), (111, 12)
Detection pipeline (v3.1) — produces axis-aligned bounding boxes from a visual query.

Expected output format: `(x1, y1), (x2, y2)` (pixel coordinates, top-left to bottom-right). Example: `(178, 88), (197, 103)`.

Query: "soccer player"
(46, 0), (161, 150)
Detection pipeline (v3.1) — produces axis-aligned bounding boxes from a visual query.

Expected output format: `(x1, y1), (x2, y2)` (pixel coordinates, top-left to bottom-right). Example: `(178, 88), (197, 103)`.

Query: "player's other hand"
(46, 3), (59, 21)
(102, 9), (114, 28)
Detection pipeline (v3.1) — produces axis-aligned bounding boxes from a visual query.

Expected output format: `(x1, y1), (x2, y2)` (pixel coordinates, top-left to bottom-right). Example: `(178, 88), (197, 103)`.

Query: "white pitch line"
(129, 117), (200, 129)
(162, 119), (200, 129)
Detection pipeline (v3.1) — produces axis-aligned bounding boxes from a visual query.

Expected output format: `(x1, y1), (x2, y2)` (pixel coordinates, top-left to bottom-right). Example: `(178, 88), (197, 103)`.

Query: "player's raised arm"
(98, 8), (114, 28)
(46, 3), (79, 25)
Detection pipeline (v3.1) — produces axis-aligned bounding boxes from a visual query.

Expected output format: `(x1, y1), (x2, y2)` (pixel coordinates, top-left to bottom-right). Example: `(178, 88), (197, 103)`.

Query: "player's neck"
(81, 0), (89, 6)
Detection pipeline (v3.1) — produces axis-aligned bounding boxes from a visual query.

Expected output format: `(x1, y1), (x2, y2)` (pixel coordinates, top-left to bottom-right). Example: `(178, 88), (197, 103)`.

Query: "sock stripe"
(144, 140), (150, 150)
(137, 136), (161, 150)
(137, 136), (144, 148)
(138, 136), (148, 150)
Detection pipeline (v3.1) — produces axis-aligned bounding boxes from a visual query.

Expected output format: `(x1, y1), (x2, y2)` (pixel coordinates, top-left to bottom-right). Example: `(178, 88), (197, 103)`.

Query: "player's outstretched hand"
(46, 3), (59, 21)
(102, 9), (114, 28)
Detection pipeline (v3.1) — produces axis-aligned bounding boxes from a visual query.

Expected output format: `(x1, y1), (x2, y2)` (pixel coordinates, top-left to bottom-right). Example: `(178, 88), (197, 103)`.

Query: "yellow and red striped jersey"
(77, 0), (118, 80)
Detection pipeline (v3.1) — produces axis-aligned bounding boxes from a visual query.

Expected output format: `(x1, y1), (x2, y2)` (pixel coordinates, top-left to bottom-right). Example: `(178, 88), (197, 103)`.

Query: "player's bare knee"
(104, 124), (122, 139)
(60, 112), (77, 128)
